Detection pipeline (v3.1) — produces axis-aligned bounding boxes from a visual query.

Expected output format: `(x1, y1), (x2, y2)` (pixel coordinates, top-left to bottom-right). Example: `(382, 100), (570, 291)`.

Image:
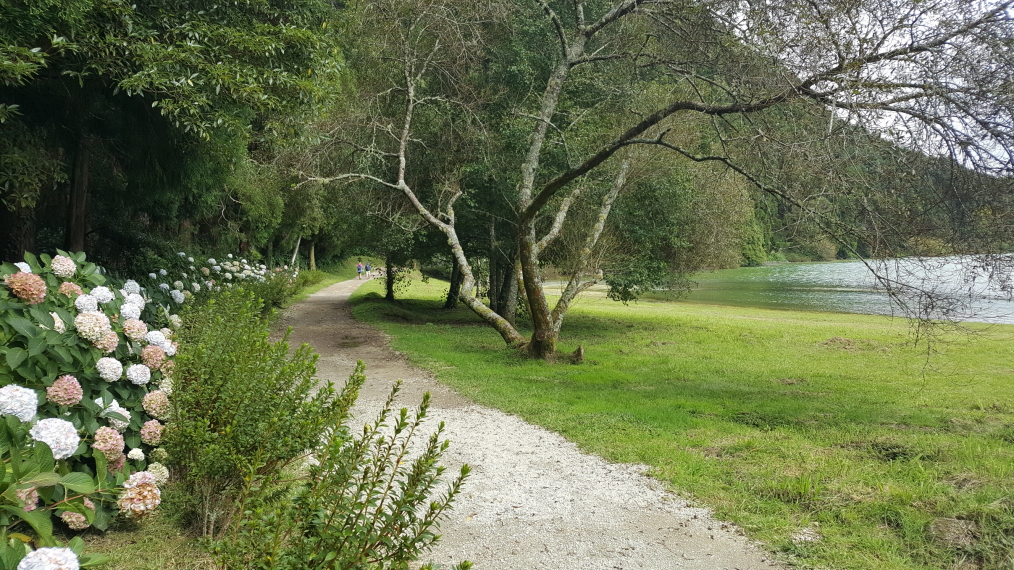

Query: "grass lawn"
(351, 278), (1014, 570)
(77, 514), (213, 570)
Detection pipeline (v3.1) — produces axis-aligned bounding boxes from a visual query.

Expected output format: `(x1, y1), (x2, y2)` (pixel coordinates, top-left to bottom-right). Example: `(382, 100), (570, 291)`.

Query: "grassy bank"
(350, 279), (1014, 569)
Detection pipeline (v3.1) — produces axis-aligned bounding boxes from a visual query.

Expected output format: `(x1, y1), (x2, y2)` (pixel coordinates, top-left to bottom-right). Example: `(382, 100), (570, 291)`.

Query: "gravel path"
(278, 278), (784, 570)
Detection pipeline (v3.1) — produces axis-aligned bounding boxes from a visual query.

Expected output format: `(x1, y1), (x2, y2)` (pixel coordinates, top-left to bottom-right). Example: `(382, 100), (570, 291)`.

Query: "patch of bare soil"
(278, 279), (785, 569)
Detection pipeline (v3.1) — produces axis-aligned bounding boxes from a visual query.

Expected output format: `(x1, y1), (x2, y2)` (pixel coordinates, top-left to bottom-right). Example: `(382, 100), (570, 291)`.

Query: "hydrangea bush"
(136, 252), (298, 318)
(0, 418), (109, 568)
(0, 251), (170, 538)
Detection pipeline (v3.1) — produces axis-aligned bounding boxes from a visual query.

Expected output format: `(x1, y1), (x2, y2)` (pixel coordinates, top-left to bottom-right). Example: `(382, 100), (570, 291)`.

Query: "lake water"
(683, 258), (1014, 324)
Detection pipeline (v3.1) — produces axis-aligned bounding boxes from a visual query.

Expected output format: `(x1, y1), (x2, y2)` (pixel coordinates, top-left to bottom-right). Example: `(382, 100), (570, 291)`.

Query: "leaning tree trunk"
(65, 138), (90, 253)
(308, 242), (316, 271)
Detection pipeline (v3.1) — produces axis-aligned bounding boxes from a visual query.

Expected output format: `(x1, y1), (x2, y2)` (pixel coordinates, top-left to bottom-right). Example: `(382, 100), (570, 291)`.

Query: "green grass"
(78, 514), (213, 570)
(351, 279), (1014, 570)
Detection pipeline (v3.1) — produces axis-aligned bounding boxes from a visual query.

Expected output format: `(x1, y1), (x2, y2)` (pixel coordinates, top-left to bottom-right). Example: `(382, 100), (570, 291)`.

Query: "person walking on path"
(365, 262), (372, 278)
(356, 261), (364, 279)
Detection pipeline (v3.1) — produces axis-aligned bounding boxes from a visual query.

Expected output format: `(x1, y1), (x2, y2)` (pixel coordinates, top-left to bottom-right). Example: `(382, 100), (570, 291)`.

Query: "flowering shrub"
(135, 252), (298, 320)
(0, 419), (110, 567)
(0, 250), (172, 537)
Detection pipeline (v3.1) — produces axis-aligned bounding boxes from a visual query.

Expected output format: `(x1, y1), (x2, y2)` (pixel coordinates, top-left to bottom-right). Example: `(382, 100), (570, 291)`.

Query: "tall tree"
(0, 0), (341, 259)
(314, 0), (1014, 358)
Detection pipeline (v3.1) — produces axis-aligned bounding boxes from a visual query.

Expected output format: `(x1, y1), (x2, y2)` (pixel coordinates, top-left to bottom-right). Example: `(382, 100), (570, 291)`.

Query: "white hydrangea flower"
(227, 253), (233, 259)
(0, 385), (38, 422)
(224, 273), (232, 280)
(168, 314), (182, 329)
(74, 294), (98, 312)
(172, 281), (184, 291)
(123, 280), (141, 294)
(170, 290), (185, 304)
(148, 273), (157, 279)
(158, 377), (173, 395)
(191, 282), (200, 292)
(159, 283), (170, 291)
(120, 303), (142, 320)
(90, 286), (114, 304)
(144, 330), (166, 346)
(123, 293), (145, 308)
(147, 462), (170, 484)
(127, 448), (145, 461)
(187, 257), (194, 263)
(74, 311), (111, 342)
(159, 268), (167, 276)
(96, 400), (131, 432)
(16, 547), (79, 570)
(177, 252), (186, 257)
(50, 255), (77, 278)
(29, 418), (80, 460)
(96, 357), (123, 382)
(14, 262), (31, 273)
(163, 343), (177, 357)
(207, 258), (217, 265)
(212, 265), (221, 272)
(50, 312), (66, 333)
(181, 272), (188, 279)
(126, 364), (151, 385)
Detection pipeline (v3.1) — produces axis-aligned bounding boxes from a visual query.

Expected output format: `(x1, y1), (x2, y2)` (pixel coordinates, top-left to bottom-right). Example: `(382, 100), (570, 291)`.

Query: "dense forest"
(3, 0), (1013, 354)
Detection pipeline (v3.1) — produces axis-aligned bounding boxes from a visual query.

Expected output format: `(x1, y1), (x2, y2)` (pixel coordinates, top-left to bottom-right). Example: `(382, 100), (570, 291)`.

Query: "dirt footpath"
(277, 278), (784, 570)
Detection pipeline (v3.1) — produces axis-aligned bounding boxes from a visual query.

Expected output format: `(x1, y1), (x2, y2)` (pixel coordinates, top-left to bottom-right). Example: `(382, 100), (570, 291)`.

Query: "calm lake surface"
(682, 259), (1014, 324)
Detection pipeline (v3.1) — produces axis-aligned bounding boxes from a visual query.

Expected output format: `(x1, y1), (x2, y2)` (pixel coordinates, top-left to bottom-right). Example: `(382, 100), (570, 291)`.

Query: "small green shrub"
(166, 291), (347, 535)
(293, 269), (327, 291)
(210, 371), (470, 570)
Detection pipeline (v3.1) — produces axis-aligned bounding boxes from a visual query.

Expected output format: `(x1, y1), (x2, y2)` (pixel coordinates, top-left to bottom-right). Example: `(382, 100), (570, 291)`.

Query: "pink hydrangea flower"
(94, 330), (120, 353)
(140, 420), (163, 445)
(92, 426), (125, 459)
(141, 345), (166, 370)
(46, 375), (83, 406)
(108, 452), (126, 473)
(122, 318), (148, 342)
(142, 390), (170, 420)
(117, 471), (161, 518)
(58, 281), (83, 297)
(61, 510), (89, 530)
(4, 271), (46, 304)
(16, 487), (39, 512)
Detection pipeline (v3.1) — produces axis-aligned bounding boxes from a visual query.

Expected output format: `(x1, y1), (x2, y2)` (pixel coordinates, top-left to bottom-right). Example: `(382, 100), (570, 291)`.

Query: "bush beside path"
(277, 277), (782, 570)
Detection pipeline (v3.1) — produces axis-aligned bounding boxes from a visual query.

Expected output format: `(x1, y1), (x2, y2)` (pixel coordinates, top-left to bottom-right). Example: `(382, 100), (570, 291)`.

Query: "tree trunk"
(501, 260), (519, 327)
(386, 261), (396, 302)
(65, 138), (90, 253)
(290, 236), (301, 266)
(519, 233), (556, 358)
(489, 220), (500, 314)
(309, 242), (316, 271)
(2, 206), (36, 261)
(444, 256), (462, 309)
